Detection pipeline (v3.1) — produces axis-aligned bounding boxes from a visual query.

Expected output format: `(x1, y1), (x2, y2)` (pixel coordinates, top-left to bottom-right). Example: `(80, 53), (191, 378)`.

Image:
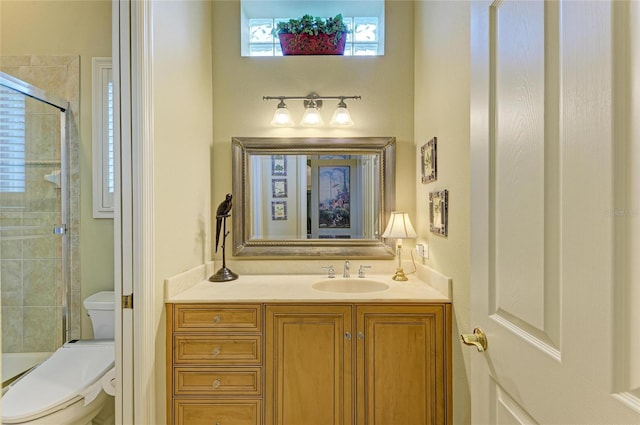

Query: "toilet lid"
(1, 341), (114, 423)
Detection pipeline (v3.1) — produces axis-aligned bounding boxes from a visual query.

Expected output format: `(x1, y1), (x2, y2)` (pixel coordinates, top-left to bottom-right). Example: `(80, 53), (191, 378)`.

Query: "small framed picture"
(272, 178), (288, 198)
(429, 189), (448, 237)
(421, 137), (437, 184)
(271, 155), (287, 176)
(271, 200), (287, 220)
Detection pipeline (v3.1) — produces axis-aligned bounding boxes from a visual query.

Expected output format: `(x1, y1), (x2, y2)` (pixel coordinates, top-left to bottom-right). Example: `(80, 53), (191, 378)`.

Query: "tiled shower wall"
(0, 56), (81, 352)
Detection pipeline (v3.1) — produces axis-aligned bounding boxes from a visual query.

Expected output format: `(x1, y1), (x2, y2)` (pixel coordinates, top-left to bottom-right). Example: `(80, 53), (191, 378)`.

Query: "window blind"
(0, 87), (26, 193)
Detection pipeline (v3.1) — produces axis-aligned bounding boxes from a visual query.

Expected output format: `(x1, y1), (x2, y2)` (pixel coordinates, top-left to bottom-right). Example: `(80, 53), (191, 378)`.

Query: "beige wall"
(151, 1), (214, 423)
(0, 0), (113, 339)
(415, 1), (471, 423)
(211, 0), (416, 245)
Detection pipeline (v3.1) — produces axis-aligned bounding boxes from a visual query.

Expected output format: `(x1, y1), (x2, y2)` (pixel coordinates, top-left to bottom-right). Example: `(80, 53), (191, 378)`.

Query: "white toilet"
(1, 291), (116, 425)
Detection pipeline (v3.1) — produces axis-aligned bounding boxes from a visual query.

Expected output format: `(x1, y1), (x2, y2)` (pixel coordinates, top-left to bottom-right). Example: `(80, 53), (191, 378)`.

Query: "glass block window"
(248, 16), (381, 57)
(0, 87), (26, 193)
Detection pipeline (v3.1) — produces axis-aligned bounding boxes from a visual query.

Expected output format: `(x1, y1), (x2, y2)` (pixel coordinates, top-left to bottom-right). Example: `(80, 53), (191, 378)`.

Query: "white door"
(470, 1), (640, 423)
(113, 0), (134, 423)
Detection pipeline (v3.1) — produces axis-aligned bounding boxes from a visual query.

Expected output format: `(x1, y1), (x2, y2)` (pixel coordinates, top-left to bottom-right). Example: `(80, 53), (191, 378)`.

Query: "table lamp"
(382, 212), (417, 281)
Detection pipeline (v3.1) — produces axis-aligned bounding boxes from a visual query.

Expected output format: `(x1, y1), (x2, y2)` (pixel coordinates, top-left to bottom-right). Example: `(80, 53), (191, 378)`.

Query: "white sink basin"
(311, 278), (390, 293)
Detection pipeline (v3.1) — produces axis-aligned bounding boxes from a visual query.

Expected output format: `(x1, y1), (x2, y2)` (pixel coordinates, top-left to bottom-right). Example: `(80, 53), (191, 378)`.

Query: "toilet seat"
(1, 340), (114, 424)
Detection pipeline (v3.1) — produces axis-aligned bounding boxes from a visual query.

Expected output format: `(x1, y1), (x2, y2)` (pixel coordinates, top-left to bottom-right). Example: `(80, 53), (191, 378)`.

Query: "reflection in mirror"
(232, 137), (396, 257)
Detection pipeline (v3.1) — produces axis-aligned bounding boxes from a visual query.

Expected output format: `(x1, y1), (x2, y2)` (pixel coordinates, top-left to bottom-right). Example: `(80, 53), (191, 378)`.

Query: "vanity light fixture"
(329, 98), (354, 127)
(263, 92), (361, 127)
(300, 97), (324, 127)
(382, 212), (417, 281)
(270, 98), (295, 127)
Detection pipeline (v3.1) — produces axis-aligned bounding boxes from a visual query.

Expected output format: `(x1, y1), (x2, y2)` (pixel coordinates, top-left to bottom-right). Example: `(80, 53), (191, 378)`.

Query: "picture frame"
(271, 178), (288, 198)
(271, 200), (287, 220)
(429, 189), (448, 237)
(421, 137), (437, 184)
(271, 155), (287, 176)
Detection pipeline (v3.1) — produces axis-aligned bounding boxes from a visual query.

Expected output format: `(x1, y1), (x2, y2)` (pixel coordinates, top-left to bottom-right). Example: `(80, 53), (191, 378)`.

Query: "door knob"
(461, 328), (488, 352)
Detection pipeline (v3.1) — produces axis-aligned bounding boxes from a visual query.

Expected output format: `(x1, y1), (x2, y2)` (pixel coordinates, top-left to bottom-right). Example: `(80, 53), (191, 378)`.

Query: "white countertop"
(166, 273), (450, 303)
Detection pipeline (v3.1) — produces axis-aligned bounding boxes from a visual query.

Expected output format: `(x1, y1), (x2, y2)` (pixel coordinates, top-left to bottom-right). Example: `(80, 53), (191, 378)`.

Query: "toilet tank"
(83, 291), (115, 339)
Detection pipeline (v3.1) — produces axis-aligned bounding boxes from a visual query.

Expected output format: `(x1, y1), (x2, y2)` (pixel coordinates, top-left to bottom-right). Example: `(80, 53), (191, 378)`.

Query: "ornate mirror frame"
(231, 137), (396, 258)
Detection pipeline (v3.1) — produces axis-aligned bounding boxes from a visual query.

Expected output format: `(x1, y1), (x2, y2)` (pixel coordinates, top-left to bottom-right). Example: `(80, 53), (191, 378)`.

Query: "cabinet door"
(356, 305), (450, 425)
(265, 305), (353, 425)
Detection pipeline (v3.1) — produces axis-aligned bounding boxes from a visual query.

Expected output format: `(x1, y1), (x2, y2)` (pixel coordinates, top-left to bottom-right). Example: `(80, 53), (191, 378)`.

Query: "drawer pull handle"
(358, 332), (365, 340)
(213, 315), (221, 323)
(345, 332), (352, 340)
(212, 346), (221, 357)
(216, 422), (221, 425)
(212, 378), (221, 389)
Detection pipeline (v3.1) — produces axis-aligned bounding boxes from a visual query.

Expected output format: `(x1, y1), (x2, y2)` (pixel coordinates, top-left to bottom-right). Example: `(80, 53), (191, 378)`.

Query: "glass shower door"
(0, 74), (68, 382)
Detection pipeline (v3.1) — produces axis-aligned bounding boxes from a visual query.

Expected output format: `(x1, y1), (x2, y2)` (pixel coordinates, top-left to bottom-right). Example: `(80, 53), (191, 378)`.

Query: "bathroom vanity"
(165, 274), (451, 425)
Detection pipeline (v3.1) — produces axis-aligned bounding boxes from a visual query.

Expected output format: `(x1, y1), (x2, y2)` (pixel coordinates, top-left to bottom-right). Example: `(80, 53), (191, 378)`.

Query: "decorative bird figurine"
(215, 193), (233, 252)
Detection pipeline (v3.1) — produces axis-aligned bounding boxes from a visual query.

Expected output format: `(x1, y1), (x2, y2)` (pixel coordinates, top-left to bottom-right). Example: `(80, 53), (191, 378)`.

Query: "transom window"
(241, 1), (385, 57)
(248, 16), (380, 57)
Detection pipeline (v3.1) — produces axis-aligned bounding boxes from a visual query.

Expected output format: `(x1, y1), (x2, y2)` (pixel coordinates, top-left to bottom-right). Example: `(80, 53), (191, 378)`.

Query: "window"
(241, 1), (385, 57)
(0, 86), (26, 193)
(92, 57), (114, 218)
(248, 16), (381, 57)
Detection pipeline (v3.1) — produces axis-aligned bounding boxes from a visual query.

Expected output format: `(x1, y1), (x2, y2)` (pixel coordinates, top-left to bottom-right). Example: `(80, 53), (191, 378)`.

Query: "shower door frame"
(0, 72), (72, 349)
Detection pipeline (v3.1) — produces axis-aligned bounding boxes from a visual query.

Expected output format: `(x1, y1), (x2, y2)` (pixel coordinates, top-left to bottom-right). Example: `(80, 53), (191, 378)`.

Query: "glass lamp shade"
(270, 106), (294, 127)
(300, 107), (324, 127)
(382, 212), (417, 239)
(330, 106), (354, 127)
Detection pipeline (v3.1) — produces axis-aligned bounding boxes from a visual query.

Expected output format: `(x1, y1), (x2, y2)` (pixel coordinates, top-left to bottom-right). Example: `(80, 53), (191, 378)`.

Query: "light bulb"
(270, 100), (294, 127)
(300, 107), (324, 127)
(330, 107), (353, 127)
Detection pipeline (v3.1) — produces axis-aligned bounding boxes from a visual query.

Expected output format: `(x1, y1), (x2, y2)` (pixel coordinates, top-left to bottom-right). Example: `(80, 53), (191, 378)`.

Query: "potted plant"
(273, 14), (349, 55)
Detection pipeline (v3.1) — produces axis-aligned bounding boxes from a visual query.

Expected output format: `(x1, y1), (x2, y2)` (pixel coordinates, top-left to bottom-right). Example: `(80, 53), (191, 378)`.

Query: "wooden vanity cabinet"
(356, 304), (451, 425)
(264, 305), (353, 425)
(264, 303), (451, 425)
(167, 304), (263, 425)
(168, 302), (451, 425)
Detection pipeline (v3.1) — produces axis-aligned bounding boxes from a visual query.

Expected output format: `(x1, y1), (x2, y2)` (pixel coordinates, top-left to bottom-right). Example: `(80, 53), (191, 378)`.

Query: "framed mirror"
(232, 137), (396, 257)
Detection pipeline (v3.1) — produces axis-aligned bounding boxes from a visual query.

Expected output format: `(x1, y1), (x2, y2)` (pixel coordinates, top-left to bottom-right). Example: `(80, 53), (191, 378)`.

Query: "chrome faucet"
(343, 259), (350, 278)
(358, 265), (371, 278)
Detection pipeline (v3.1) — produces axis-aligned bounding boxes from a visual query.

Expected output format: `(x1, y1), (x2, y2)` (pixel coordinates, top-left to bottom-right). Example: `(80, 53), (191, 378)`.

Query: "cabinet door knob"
(212, 346), (221, 357)
(345, 332), (352, 340)
(213, 315), (221, 323)
(213, 378), (221, 389)
(357, 332), (365, 340)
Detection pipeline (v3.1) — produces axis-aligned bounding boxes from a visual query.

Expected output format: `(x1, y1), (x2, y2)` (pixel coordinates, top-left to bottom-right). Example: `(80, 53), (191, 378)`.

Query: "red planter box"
(278, 33), (347, 55)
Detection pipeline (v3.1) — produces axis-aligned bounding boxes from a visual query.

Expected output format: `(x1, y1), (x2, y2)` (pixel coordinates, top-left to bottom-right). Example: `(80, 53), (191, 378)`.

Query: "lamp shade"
(270, 103), (294, 127)
(382, 212), (417, 239)
(300, 107), (324, 127)
(330, 106), (354, 127)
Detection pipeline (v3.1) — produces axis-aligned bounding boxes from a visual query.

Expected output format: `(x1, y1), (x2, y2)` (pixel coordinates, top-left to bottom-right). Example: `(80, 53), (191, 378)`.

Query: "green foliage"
(273, 14), (348, 46)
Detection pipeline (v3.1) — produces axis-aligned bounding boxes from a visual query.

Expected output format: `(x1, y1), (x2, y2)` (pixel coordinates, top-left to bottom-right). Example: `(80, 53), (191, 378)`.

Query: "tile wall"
(0, 56), (80, 353)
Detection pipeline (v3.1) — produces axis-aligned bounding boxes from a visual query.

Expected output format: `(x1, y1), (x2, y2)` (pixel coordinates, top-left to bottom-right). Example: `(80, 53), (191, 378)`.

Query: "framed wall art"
(271, 200), (287, 220)
(271, 155), (287, 176)
(421, 137), (437, 184)
(318, 166), (351, 228)
(271, 178), (287, 198)
(429, 189), (448, 237)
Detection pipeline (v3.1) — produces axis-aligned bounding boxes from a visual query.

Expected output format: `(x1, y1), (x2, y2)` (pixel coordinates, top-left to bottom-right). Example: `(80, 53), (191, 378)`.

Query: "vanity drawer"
(174, 399), (262, 425)
(173, 304), (262, 333)
(174, 367), (262, 396)
(174, 335), (262, 365)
